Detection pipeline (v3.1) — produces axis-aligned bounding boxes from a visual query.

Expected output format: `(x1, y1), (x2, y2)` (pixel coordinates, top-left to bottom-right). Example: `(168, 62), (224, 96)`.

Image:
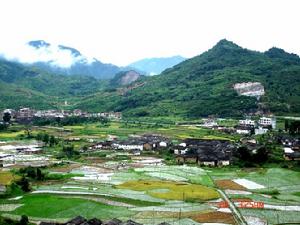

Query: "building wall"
(117, 144), (144, 151)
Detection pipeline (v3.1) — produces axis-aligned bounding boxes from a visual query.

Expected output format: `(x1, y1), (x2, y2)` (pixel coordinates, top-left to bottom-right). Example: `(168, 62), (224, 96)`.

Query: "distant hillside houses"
(1, 108), (122, 122)
(236, 117), (276, 135)
(200, 117), (276, 136)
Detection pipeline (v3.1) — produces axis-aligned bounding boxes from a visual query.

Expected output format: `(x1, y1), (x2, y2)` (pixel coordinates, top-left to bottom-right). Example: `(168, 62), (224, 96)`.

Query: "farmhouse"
(110, 134), (170, 152)
(255, 127), (269, 135)
(174, 145), (188, 155)
(284, 152), (300, 161)
(113, 140), (144, 151)
(236, 126), (252, 135)
(89, 141), (113, 151)
(239, 119), (255, 126)
(176, 154), (198, 164)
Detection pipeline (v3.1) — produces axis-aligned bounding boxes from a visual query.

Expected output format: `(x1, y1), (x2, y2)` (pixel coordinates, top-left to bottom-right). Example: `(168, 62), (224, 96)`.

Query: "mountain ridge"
(128, 55), (186, 75)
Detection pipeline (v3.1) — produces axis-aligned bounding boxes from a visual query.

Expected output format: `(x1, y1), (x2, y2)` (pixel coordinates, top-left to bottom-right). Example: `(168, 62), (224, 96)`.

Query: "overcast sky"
(0, 0), (299, 66)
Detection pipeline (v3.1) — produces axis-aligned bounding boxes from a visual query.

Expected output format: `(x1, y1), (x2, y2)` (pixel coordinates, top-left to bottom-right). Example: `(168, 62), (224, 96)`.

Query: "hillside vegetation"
(1, 39), (300, 118)
(75, 40), (300, 117)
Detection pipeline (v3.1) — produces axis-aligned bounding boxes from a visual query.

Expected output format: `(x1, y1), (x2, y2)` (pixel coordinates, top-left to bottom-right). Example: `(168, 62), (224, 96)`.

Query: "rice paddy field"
(0, 162), (225, 224)
(1, 160), (300, 224)
(210, 167), (300, 224)
(1, 122), (300, 225)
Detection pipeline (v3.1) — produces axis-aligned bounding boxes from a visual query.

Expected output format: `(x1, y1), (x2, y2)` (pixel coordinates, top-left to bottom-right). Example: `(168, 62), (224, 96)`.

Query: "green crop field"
(10, 194), (135, 221)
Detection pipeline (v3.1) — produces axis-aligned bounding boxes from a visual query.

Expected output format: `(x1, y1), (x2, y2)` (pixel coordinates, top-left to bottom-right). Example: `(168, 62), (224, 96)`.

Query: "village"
(1, 112), (300, 169)
(0, 108), (122, 123)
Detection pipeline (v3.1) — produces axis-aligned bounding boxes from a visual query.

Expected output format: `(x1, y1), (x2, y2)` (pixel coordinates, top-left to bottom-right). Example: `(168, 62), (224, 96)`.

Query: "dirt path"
(218, 189), (248, 225)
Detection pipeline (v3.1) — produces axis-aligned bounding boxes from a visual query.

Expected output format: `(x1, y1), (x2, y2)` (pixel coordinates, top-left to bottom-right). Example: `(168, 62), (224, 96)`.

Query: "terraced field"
(1, 154), (300, 225)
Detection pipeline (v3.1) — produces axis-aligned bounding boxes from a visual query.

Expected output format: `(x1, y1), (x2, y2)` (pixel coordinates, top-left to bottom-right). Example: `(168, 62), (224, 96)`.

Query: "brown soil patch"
(49, 163), (81, 173)
(134, 210), (212, 219)
(84, 157), (106, 164)
(231, 198), (252, 202)
(215, 179), (246, 190)
(191, 212), (237, 225)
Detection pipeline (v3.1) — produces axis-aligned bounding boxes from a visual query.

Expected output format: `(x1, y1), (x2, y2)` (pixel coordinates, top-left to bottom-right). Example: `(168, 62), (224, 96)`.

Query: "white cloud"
(0, 42), (95, 68)
(0, 0), (299, 66)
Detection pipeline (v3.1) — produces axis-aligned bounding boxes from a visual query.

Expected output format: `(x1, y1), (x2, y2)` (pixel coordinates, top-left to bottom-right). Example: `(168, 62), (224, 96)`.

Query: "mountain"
(0, 59), (106, 109)
(128, 56), (186, 75)
(1, 39), (300, 118)
(11, 40), (122, 79)
(75, 39), (300, 118)
(109, 70), (142, 88)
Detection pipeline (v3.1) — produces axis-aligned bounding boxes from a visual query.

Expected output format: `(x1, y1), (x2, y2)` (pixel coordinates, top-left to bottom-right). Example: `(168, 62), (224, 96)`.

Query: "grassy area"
(0, 131), (27, 139)
(101, 195), (163, 207)
(10, 194), (135, 220)
(117, 180), (219, 201)
(0, 171), (18, 186)
(62, 122), (238, 141)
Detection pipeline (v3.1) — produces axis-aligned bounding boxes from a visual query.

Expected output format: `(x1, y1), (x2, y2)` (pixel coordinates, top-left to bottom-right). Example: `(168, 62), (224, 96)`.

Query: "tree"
(36, 168), (44, 181)
(236, 146), (252, 161)
(253, 146), (269, 164)
(3, 112), (11, 123)
(49, 135), (56, 147)
(17, 176), (30, 192)
(62, 145), (78, 158)
(42, 133), (49, 144)
(24, 126), (32, 138)
(19, 215), (29, 225)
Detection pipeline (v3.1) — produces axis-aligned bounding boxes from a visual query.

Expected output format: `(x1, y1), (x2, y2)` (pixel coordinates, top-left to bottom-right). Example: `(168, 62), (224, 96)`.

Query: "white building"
(239, 119), (255, 126)
(255, 127), (269, 135)
(179, 143), (187, 147)
(174, 148), (188, 155)
(159, 141), (168, 147)
(284, 147), (294, 154)
(236, 129), (251, 135)
(258, 117), (276, 129)
(113, 143), (144, 151)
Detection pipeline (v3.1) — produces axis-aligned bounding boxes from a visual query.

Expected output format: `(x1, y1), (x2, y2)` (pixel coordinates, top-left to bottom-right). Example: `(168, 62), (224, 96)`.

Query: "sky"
(0, 0), (299, 66)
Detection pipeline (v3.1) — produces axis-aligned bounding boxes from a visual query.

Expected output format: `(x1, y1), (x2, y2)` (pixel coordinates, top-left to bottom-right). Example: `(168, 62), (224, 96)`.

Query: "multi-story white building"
(258, 117), (276, 129)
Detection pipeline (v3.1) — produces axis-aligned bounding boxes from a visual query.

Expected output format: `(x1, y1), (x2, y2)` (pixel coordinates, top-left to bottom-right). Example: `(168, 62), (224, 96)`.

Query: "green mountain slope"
(75, 39), (300, 118)
(0, 59), (106, 109)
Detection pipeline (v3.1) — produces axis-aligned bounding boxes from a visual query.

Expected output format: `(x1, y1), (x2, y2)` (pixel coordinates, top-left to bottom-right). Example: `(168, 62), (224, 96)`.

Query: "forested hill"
(1, 39), (300, 118)
(0, 59), (106, 109)
(75, 39), (300, 118)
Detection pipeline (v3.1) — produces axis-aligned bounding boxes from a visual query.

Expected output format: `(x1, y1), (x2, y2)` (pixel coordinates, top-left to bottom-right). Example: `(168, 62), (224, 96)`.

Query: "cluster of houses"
(0, 108), (122, 122)
(235, 117), (276, 135)
(174, 139), (234, 166)
(88, 134), (169, 155)
(40, 216), (170, 225)
(0, 142), (46, 168)
(201, 117), (276, 136)
(88, 134), (235, 167)
(282, 137), (300, 161)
